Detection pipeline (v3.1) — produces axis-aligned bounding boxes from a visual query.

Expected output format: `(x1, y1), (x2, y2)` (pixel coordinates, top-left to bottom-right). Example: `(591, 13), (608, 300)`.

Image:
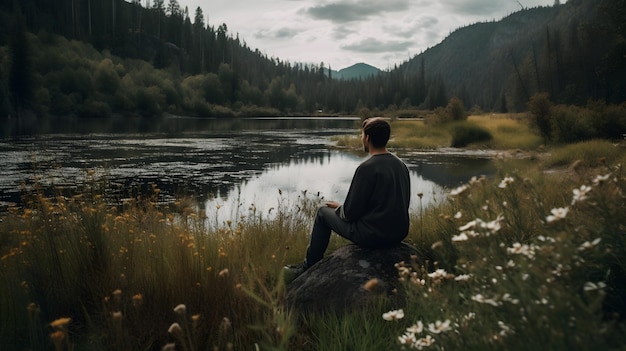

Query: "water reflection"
(205, 150), (450, 225)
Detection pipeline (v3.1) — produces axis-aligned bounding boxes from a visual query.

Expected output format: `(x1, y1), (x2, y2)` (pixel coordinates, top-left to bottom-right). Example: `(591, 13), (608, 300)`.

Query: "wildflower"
(583, 281), (607, 291)
(571, 185), (592, 205)
(382, 309), (404, 321)
(398, 332), (417, 345)
(546, 207), (569, 223)
(50, 317), (71, 329)
(427, 320), (452, 334)
(463, 312), (476, 321)
(427, 269), (449, 280)
(221, 317), (232, 332)
(471, 294), (500, 307)
(168, 322), (183, 338)
(459, 220), (477, 231)
(454, 211), (462, 219)
(484, 216), (503, 232)
(363, 278), (380, 292)
(415, 335), (435, 349)
(592, 173), (611, 185)
(406, 321), (424, 334)
(173, 304), (186, 316)
(449, 184), (469, 196)
(578, 238), (601, 251)
(49, 330), (65, 345)
(498, 321), (513, 336)
(502, 293), (520, 304)
(454, 274), (471, 282)
(132, 294), (143, 307)
(218, 268), (229, 277)
(498, 176), (514, 189)
(451, 233), (469, 242)
(507, 243), (536, 259)
(111, 311), (123, 322)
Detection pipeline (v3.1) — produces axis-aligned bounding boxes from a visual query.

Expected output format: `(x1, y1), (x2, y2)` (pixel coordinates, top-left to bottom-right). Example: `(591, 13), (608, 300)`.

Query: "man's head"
(361, 117), (390, 152)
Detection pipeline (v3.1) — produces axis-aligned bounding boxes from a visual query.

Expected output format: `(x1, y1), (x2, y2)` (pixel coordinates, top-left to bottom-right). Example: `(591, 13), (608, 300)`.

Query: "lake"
(0, 116), (497, 223)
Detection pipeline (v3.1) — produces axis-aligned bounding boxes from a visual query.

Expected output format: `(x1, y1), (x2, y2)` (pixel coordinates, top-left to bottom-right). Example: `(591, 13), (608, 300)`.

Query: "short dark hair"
(362, 117), (390, 147)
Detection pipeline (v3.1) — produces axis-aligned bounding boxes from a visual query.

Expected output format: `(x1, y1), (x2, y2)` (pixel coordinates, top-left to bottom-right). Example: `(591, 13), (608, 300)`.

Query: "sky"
(174, 0), (557, 71)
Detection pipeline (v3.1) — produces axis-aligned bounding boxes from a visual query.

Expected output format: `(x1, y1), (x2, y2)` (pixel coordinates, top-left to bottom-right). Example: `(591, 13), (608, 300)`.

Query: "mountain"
(399, 0), (623, 110)
(331, 63), (381, 80)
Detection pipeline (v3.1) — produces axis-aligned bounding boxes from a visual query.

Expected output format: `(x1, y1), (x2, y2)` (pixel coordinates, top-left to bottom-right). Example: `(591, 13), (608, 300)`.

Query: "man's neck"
(369, 147), (388, 156)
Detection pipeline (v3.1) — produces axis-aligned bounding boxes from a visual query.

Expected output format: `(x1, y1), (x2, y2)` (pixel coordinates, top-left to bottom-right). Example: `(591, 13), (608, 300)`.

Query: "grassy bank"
(1, 115), (625, 350)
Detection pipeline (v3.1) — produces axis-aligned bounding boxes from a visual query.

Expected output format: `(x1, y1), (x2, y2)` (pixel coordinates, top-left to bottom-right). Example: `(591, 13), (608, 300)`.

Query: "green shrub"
(551, 104), (597, 143)
(449, 122), (493, 147)
(527, 93), (553, 141)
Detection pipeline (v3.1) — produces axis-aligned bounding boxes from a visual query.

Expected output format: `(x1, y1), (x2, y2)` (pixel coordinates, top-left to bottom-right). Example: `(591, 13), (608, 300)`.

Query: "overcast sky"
(174, 0), (556, 70)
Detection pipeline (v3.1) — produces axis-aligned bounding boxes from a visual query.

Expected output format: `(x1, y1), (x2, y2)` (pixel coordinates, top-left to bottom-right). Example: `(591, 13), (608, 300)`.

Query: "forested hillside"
(402, 0), (626, 111)
(0, 0), (624, 120)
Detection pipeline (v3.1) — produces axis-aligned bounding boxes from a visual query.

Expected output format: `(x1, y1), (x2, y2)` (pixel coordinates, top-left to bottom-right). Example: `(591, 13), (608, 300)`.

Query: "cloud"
(255, 26), (304, 40)
(439, 0), (508, 16)
(305, 0), (410, 23)
(332, 26), (358, 40)
(341, 37), (413, 53)
(382, 16), (439, 39)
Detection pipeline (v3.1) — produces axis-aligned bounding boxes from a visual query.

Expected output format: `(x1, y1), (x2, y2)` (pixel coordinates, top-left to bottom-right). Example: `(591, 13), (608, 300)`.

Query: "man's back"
(339, 153), (411, 245)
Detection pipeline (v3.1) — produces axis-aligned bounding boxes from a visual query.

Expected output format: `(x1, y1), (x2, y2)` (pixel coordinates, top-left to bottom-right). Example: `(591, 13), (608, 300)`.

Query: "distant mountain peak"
(331, 62), (381, 80)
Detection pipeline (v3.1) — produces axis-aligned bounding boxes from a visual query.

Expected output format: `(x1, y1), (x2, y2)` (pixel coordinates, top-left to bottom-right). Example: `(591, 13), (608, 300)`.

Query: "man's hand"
(325, 201), (340, 209)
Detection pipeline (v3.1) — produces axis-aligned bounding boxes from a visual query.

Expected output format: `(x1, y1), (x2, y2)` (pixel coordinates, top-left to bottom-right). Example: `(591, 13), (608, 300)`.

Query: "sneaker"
(283, 263), (308, 283)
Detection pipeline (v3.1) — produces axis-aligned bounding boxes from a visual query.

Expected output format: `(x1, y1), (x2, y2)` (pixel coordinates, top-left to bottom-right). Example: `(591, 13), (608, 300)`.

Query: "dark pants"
(304, 206), (396, 267)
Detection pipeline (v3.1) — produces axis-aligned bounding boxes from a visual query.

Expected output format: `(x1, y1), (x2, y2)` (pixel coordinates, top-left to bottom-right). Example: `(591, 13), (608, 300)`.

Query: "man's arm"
(335, 165), (373, 221)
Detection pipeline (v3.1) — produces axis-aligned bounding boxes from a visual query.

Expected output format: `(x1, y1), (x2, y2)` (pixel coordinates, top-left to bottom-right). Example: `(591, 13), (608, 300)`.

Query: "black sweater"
(337, 153), (411, 244)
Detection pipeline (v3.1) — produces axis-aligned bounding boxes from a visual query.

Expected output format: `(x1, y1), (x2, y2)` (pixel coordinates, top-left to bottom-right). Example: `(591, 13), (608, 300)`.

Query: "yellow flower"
(363, 278), (380, 292)
(50, 317), (71, 329)
(49, 330), (65, 344)
(132, 294), (143, 307)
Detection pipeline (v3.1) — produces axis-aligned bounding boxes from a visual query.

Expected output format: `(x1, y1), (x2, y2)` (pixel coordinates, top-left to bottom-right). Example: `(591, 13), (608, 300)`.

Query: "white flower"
(593, 173), (611, 185)
(173, 304), (186, 316)
(454, 211), (463, 219)
(450, 184), (469, 196)
(459, 220), (477, 231)
(415, 335), (435, 349)
(507, 242), (536, 259)
(398, 332), (417, 345)
(583, 281), (607, 291)
(428, 320), (452, 334)
(427, 269), (448, 279)
(168, 322), (183, 337)
(406, 321), (424, 334)
(498, 321), (513, 336)
(463, 312), (476, 321)
(382, 309), (404, 321)
(546, 207), (569, 223)
(471, 294), (501, 307)
(578, 238), (601, 251)
(572, 185), (592, 205)
(451, 233), (469, 242)
(454, 274), (471, 282)
(498, 176), (514, 189)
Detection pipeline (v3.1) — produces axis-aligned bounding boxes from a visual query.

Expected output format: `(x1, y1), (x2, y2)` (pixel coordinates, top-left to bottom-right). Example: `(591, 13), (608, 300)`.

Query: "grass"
(333, 114), (544, 151)
(1, 115), (626, 350)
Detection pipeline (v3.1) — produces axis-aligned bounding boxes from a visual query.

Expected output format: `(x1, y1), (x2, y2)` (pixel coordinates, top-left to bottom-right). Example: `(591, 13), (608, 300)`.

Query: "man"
(284, 117), (411, 280)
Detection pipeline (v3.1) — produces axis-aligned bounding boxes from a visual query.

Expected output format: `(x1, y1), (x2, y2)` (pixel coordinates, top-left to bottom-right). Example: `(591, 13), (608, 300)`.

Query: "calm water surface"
(0, 117), (496, 223)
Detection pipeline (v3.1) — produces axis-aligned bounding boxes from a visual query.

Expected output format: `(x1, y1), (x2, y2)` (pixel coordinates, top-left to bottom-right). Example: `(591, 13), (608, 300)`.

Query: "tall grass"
(0, 179), (324, 350)
(333, 115), (544, 151)
(1, 144), (625, 350)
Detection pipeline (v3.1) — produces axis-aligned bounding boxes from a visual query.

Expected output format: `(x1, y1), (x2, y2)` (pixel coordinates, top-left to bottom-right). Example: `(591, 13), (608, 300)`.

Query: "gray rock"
(285, 242), (438, 315)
